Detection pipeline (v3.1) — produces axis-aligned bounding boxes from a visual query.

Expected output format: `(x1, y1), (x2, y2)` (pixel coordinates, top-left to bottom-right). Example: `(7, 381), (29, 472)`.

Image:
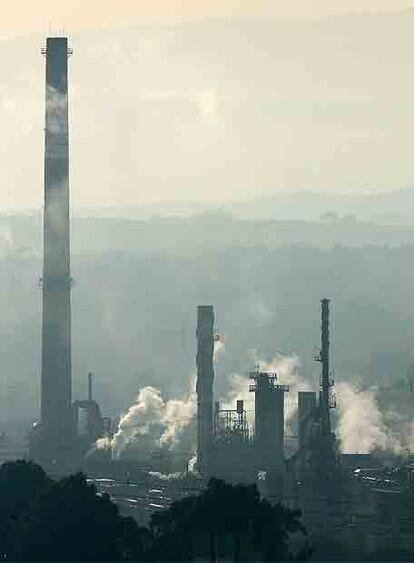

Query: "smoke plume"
(221, 353), (311, 433)
(260, 354), (314, 433)
(97, 381), (196, 459)
(213, 337), (225, 360)
(336, 382), (408, 455)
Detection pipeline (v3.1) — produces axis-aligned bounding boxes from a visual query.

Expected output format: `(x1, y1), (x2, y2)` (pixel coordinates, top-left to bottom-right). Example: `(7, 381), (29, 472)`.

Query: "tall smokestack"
(39, 37), (73, 459)
(196, 305), (214, 476)
(320, 298), (332, 436)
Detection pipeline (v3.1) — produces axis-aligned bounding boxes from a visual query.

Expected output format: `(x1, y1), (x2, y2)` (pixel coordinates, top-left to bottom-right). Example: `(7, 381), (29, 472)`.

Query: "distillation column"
(250, 369), (288, 501)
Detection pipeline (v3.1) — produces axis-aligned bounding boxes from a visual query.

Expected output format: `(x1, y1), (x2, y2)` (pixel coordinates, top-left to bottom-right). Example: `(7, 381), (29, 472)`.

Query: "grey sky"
(1, 5), (414, 211)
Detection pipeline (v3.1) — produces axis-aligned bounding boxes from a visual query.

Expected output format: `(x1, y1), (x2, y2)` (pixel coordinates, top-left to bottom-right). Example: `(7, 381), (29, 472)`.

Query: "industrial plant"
(2, 35), (410, 555)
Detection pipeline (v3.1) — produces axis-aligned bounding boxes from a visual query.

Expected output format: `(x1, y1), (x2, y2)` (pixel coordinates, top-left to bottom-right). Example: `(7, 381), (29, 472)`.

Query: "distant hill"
(224, 188), (414, 223)
(2, 210), (414, 259)
(59, 188), (414, 225)
(1, 211), (414, 438)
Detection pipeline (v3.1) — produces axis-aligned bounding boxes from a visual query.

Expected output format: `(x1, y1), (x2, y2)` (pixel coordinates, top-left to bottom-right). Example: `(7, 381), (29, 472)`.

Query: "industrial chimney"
(318, 298), (334, 437)
(35, 37), (74, 463)
(196, 305), (215, 476)
(313, 298), (338, 476)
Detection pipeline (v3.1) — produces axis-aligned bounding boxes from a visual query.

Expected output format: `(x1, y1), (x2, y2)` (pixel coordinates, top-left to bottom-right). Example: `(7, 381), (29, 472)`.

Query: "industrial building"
(192, 300), (414, 553)
(195, 301), (339, 503)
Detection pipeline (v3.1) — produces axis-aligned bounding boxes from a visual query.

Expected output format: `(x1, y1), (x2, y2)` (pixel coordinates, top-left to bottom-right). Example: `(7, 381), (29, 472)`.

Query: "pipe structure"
(196, 305), (215, 476)
(39, 37), (73, 461)
(320, 298), (331, 437)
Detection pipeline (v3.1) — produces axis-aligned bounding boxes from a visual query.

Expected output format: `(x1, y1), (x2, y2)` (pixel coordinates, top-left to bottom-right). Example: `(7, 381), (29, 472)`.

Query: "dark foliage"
(366, 546), (414, 561)
(0, 459), (50, 557)
(149, 477), (307, 561)
(0, 462), (308, 561)
(0, 461), (147, 561)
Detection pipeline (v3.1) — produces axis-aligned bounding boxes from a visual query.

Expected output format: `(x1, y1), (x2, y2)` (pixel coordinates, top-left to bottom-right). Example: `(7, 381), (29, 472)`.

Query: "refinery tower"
(31, 37), (74, 464)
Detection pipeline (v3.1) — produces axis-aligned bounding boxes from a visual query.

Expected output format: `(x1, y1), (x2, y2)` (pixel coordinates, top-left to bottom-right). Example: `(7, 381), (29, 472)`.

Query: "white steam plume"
(96, 380), (196, 459)
(187, 452), (197, 473)
(222, 372), (255, 426)
(336, 382), (405, 455)
(219, 351), (413, 456)
(95, 339), (222, 461)
(213, 337), (225, 360)
(260, 354), (314, 433)
(221, 353), (311, 432)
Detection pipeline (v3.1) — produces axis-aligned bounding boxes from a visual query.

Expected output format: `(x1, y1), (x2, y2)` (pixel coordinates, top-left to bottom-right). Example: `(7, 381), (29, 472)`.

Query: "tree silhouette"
(0, 462), (148, 561)
(0, 459), (50, 558)
(118, 515), (153, 561)
(252, 499), (305, 561)
(150, 477), (307, 562)
(196, 479), (260, 562)
(150, 495), (199, 560)
(10, 472), (130, 561)
(0, 462), (307, 561)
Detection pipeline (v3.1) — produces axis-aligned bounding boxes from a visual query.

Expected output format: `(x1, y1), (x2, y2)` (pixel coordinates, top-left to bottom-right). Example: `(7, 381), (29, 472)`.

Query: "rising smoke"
(221, 352), (414, 456)
(97, 345), (414, 461)
(221, 353), (314, 433)
(336, 381), (413, 455)
(260, 354), (315, 433)
(97, 339), (226, 460)
(97, 381), (196, 459)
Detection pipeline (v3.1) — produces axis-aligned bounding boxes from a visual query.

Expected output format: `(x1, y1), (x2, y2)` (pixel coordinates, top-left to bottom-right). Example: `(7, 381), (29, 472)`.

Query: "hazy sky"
(2, 1), (414, 35)
(2, 3), (414, 211)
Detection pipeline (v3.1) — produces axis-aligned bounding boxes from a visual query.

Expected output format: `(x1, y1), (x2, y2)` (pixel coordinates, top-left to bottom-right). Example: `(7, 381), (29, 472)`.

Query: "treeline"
(0, 460), (308, 561)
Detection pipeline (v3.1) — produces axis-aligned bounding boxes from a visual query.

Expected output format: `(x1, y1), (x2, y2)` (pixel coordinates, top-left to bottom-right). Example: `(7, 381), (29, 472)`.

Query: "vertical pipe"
(196, 305), (214, 475)
(40, 37), (73, 457)
(320, 298), (331, 436)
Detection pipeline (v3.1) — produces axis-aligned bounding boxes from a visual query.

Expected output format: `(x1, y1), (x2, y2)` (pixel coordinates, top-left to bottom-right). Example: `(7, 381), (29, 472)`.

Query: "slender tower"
(196, 305), (215, 476)
(39, 37), (73, 460)
(313, 297), (338, 479)
(319, 298), (332, 437)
